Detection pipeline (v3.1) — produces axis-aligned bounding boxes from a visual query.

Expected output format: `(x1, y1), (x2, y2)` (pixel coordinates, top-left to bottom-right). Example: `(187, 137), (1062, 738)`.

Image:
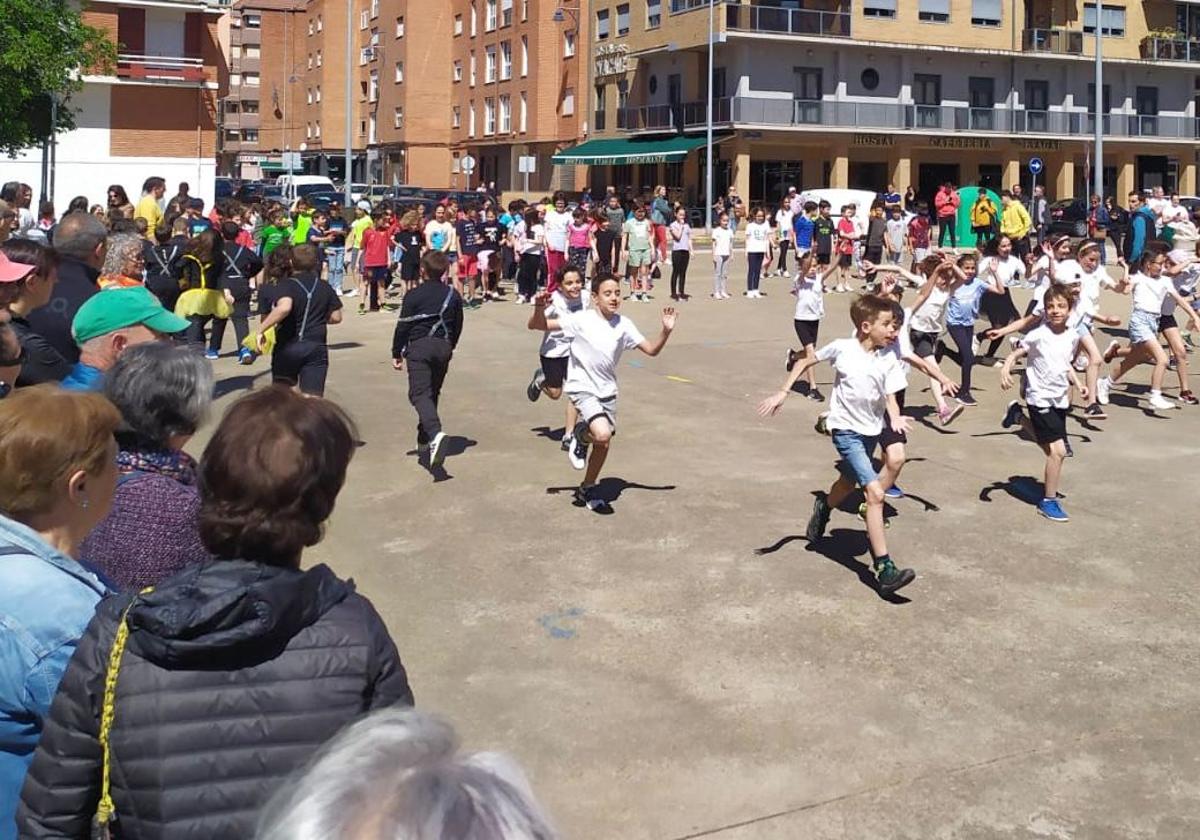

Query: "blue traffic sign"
(1028, 157), (1044, 175)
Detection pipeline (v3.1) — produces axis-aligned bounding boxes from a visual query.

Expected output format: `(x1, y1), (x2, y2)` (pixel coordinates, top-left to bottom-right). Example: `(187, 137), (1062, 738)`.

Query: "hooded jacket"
(16, 559), (412, 839)
(1124, 204), (1158, 264)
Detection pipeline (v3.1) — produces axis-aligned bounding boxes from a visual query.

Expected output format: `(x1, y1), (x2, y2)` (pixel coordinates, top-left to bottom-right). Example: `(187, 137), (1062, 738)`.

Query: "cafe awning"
(552, 134), (724, 166)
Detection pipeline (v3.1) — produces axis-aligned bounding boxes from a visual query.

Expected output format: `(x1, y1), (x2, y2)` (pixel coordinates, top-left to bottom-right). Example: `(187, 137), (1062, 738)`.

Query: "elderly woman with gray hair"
(257, 709), (558, 840)
(98, 231), (147, 289)
(79, 341), (214, 589)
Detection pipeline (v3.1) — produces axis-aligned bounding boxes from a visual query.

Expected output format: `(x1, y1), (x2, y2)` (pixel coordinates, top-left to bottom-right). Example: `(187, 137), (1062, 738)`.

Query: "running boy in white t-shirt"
(758, 294), (916, 595)
(529, 274), (677, 514)
(526, 266), (588, 452)
(785, 252), (839, 400)
(999, 283), (1092, 522)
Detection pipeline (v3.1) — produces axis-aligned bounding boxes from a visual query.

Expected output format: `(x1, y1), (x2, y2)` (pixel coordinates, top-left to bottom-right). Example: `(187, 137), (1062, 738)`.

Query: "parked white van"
(275, 174), (336, 198)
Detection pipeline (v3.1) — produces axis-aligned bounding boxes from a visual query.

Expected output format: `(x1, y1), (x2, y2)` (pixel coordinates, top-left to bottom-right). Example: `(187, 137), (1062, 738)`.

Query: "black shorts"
(880, 389), (908, 449)
(910, 329), (940, 358)
(367, 266), (390, 284)
(794, 319), (820, 347)
(540, 355), (569, 389)
(837, 253), (853, 268)
(1159, 313), (1178, 332)
(1028, 404), (1067, 445)
(271, 340), (330, 396)
(400, 261), (420, 281)
(815, 250), (831, 266)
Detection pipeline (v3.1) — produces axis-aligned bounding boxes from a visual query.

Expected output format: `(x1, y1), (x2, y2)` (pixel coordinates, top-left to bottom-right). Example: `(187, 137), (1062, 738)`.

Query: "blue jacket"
(0, 514), (106, 840)
(1125, 205), (1157, 263)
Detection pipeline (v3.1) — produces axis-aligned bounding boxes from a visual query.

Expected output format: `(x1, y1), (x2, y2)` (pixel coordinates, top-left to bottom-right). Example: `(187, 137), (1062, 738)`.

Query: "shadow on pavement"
(755, 528), (911, 604)
(404, 436), (478, 482)
(545, 477), (676, 504)
(530, 425), (567, 443)
(213, 371), (270, 399)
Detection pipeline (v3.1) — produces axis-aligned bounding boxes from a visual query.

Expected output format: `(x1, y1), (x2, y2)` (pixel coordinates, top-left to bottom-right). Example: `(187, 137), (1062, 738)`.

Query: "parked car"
(1047, 199), (1088, 237)
(214, 177), (235, 201)
(303, 191), (349, 212)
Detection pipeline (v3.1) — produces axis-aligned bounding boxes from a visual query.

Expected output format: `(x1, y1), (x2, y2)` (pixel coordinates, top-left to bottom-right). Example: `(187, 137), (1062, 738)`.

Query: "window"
(1083, 4), (1125, 37)
(520, 91), (527, 132)
(369, 70), (378, 102)
(308, 18), (314, 36)
(470, 51), (476, 86)
(395, 61), (403, 82)
(225, 129), (240, 142)
(564, 30), (576, 57)
(394, 106), (404, 128)
(521, 35), (528, 75)
(470, 1), (477, 36)
(968, 76), (994, 128)
(316, 50), (322, 66)
(452, 106), (461, 128)
(370, 28), (379, 46)
(918, 0), (950, 23)
(454, 14), (463, 35)
(499, 93), (511, 132)
(316, 15), (322, 31)
(617, 79), (628, 111)
(359, 119), (366, 136)
(243, 13), (260, 27)
(616, 4), (630, 35)
(594, 84), (606, 130)
(241, 129), (258, 141)
(244, 72), (260, 86)
(370, 0), (378, 19)
(454, 60), (463, 82)
(562, 87), (575, 116)
(913, 73), (941, 128)
(314, 120), (321, 138)
(396, 16), (404, 37)
(1024, 79), (1049, 131)
(360, 10), (369, 30)
(306, 55), (312, 69)
(647, 0), (661, 28)
(485, 45), (496, 82)
(307, 88), (313, 104)
(359, 46), (369, 66)
(500, 41), (512, 79)
(242, 100), (259, 114)
(596, 9), (610, 39)
(501, 0), (512, 26)
(230, 72), (241, 86)
(314, 86), (321, 102)
(862, 0), (896, 18)
(244, 44), (260, 59)
(521, 0), (527, 21)
(486, 0), (497, 31)
(484, 97), (495, 134)
(469, 101), (476, 136)
(306, 122), (312, 139)
(971, 0), (1001, 26)
(368, 114), (376, 144)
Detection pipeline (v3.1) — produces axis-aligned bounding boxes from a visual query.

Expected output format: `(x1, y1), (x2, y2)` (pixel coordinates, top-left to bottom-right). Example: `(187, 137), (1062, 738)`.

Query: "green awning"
(552, 135), (719, 166)
(257, 162), (287, 172)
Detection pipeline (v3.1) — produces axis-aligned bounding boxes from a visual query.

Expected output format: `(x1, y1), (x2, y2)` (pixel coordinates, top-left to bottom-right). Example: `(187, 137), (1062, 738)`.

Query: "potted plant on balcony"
(1141, 27), (1183, 60)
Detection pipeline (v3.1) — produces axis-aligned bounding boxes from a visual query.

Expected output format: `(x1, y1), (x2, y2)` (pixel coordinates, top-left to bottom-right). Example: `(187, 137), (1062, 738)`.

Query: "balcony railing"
(1140, 36), (1200, 63)
(1022, 28), (1084, 55)
(618, 96), (1200, 140)
(669, 0), (724, 12)
(116, 53), (205, 82)
(725, 4), (851, 38)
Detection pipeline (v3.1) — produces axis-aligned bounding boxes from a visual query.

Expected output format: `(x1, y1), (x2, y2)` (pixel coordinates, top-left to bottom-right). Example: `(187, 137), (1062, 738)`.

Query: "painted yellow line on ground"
(666, 375), (693, 383)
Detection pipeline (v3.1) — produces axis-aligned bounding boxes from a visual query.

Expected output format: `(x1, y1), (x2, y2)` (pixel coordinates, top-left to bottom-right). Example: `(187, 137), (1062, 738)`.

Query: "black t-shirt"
(456, 219), (480, 256)
(480, 221), (503, 249)
(327, 216), (347, 248)
(813, 216), (835, 256)
(275, 274), (342, 346)
(394, 230), (424, 264)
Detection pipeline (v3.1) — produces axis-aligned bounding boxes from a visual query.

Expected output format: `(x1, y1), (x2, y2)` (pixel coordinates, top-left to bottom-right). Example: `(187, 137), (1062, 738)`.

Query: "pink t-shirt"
(567, 222), (592, 249)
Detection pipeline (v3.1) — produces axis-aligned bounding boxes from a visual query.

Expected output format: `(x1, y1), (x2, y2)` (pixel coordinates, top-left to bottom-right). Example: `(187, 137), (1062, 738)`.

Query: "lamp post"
(344, 0), (354, 207)
(553, 4), (580, 195)
(705, 0), (714, 238)
(1093, 14), (1103, 199)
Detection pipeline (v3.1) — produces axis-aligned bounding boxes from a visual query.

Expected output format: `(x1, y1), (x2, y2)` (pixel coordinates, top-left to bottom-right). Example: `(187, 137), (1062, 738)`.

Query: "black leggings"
(517, 252), (541, 299)
(596, 229), (620, 274)
(979, 290), (1019, 358)
(945, 324), (976, 398)
(670, 251), (690, 297)
(209, 286), (251, 354)
(938, 215), (957, 248)
(186, 315), (212, 352)
(776, 240), (791, 274)
(747, 252), (765, 292)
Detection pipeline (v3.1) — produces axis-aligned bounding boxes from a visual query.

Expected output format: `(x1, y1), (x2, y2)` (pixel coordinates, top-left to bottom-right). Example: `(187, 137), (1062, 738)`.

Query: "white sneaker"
(1072, 351), (1089, 372)
(1148, 393), (1177, 411)
(342, 288), (358, 298)
(1096, 377), (1112, 405)
(429, 431), (448, 466)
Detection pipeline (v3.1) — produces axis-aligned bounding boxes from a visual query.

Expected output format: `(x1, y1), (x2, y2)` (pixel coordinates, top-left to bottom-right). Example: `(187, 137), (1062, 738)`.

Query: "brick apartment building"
(0, 0), (223, 207)
(558, 0), (1200, 210)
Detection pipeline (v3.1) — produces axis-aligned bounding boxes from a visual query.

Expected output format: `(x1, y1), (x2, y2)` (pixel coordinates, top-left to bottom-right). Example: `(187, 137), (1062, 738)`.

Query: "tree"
(0, 0), (115, 157)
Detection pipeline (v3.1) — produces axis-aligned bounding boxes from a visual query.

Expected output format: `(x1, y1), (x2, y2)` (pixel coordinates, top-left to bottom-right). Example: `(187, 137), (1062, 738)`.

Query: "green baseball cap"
(72, 286), (190, 344)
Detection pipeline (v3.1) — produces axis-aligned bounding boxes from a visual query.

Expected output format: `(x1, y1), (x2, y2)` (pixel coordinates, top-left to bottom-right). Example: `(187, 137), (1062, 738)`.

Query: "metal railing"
(616, 98), (731, 132)
(1021, 28), (1084, 55)
(116, 53), (205, 82)
(669, 0), (724, 12)
(725, 4), (851, 38)
(1140, 36), (1200, 63)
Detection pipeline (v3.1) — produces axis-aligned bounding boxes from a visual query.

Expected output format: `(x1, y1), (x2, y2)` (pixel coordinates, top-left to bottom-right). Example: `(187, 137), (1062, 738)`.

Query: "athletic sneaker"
(807, 388), (825, 403)
(1072, 351), (1090, 372)
(429, 431), (448, 467)
(1096, 377), (1112, 405)
(938, 403), (965, 426)
(526, 368), (545, 402)
(237, 348), (254, 365)
(805, 493), (831, 542)
(1001, 400), (1024, 429)
(873, 559), (916, 594)
(568, 420), (589, 470)
(813, 412), (830, 435)
(1180, 390), (1199, 406)
(204, 350), (220, 360)
(561, 434), (573, 452)
(884, 484), (904, 499)
(786, 349), (800, 372)
(1037, 498), (1069, 522)
(957, 393), (978, 407)
(342, 288), (358, 298)
(1084, 402), (1106, 420)
(574, 484), (614, 515)
(1148, 392), (1177, 411)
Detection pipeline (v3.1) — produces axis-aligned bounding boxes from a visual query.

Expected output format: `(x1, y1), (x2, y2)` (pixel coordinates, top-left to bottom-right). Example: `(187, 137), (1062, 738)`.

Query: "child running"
(528, 274), (676, 514)
(785, 253), (839, 401)
(711, 212), (733, 299)
(526, 266), (588, 452)
(998, 283), (1093, 522)
(938, 252), (1005, 406)
(757, 293), (916, 595)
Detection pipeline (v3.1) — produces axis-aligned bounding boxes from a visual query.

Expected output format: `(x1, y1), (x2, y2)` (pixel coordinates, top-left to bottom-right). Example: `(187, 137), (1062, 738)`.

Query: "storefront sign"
(594, 44), (629, 79)
(928, 136), (992, 150)
(852, 133), (894, 147)
(1015, 139), (1062, 152)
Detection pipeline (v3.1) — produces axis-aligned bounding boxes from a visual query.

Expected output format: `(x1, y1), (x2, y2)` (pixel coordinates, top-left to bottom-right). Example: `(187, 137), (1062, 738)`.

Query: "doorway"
(750, 160), (803, 205)
(1137, 155), (1170, 192)
(918, 163), (960, 206)
(848, 161), (888, 192)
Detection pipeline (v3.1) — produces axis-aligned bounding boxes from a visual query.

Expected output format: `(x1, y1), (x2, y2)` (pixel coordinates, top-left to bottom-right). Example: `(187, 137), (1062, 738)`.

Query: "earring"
(81, 500), (90, 510)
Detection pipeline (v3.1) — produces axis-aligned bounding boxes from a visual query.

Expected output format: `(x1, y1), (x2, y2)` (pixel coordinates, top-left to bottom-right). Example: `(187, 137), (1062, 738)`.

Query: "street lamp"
(705, 0), (714, 238)
(1093, 15), (1103, 200)
(344, 0), (354, 207)
(552, 4), (579, 24)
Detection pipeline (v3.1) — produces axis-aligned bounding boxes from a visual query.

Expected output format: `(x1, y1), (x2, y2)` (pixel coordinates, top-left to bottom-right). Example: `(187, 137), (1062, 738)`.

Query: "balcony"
(1022, 28), (1084, 55)
(1140, 36), (1200, 63)
(725, 3), (851, 38)
(116, 53), (206, 82)
(618, 96), (1200, 141)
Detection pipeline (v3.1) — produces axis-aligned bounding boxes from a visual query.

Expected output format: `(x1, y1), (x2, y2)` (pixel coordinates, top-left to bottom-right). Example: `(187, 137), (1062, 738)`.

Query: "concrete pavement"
(200, 260), (1200, 839)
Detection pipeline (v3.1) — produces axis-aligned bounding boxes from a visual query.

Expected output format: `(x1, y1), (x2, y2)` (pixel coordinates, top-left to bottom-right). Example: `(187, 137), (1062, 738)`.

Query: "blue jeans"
(831, 429), (880, 488)
(325, 248), (345, 291)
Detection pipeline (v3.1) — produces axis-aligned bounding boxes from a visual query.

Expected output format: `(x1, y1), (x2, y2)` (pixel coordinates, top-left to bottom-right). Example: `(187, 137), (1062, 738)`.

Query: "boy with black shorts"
(393, 210), (424, 295)
(526, 266), (587, 452)
(812, 200), (834, 269)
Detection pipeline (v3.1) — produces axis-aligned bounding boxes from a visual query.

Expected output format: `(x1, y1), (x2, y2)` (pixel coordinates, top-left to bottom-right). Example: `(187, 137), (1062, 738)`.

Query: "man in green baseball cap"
(60, 286), (189, 391)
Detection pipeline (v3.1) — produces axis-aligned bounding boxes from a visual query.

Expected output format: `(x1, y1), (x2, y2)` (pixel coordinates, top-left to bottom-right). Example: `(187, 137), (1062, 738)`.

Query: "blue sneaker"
(1001, 400), (1024, 429)
(884, 484), (904, 499)
(238, 348), (254, 365)
(204, 349), (220, 361)
(1037, 498), (1069, 522)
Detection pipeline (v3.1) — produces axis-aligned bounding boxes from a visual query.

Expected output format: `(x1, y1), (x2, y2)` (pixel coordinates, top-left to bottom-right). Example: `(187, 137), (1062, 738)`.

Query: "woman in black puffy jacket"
(17, 386), (413, 840)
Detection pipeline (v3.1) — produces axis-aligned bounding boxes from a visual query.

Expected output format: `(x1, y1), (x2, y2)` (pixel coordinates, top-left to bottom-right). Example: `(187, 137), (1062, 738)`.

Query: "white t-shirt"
(1162, 203), (1189, 226)
(815, 337), (903, 436)
(745, 222), (771, 254)
(544, 209), (571, 252)
(885, 218), (906, 252)
(775, 209), (793, 239)
(792, 270), (825, 321)
(711, 227), (733, 258)
(540, 290), (588, 358)
(1147, 197), (1169, 230)
(908, 285), (949, 334)
(1165, 261), (1199, 315)
(424, 220), (456, 253)
(1023, 323), (1081, 408)
(984, 255), (1024, 288)
(1131, 271), (1175, 314)
(560, 309), (646, 398)
(880, 309), (915, 381)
